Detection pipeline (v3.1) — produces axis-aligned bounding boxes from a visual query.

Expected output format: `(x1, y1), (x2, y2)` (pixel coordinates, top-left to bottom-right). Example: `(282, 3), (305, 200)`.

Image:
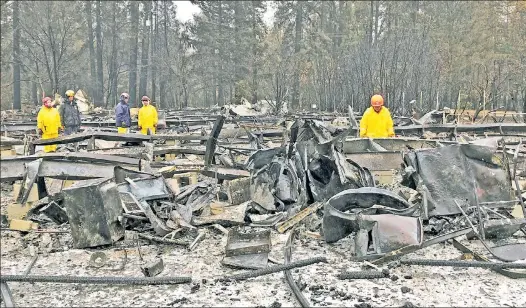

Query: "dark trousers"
(64, 126), (79, 135)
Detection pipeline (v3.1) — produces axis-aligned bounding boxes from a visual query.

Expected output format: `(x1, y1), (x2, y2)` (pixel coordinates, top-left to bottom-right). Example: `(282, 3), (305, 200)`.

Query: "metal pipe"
(122, 213), (149, 221)
(338, 271), (388, 280)
(400, 259), (526, 269)
(0, 275), (192, 285)
(473, 179), (486, 240)
(220, 257), (327, 282)
(23, 255), (39, 276)
(137, 233), (188, 246)
(284, 229), (310, 308)
(0, 282), (15, 308)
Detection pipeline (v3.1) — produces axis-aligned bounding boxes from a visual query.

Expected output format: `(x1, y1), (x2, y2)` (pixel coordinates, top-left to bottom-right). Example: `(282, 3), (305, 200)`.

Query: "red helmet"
(42, 97), (52, 104)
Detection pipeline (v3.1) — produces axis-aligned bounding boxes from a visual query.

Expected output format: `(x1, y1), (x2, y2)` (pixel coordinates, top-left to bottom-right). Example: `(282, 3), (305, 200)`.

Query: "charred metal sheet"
(327, 187), (412, 213)
(192, 201), (250, 227)
(346, 151), (403, 171)
(0, 136), (25, 146)
(62, 178), (125, 248)
(452, 239), (526, 279)
(466, 218), (526, 240)
(114, 166), (154, 184)
(356, 214), (422, 256)
(39, 201), (68, 224)
(344, 138), (458, 153)
(323, 189), (422, 250)
(245, 147), (287, 171)
(405, 144), (514, 216)
(222, 228), (271, 270)
(39, 161), (117, 180)
(225, 229), (271, 257)
(1, 123), (36, 132)
(1, 160), (120, 182)
(117, 176), (171, 201)
(1, 153), (139, 182)
(30, 131), (152, 146)
(204, 115), (225, 167)
(491, 243), (526, 261)
(136, 197), (171, 236)
(1, 152), (139, 165)
(199, 167), (250, 181)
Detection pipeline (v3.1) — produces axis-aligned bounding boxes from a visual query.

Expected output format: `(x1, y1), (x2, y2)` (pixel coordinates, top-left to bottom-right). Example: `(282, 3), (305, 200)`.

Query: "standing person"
(37, 97), (62, 153)
(115, 92), (131, 133)
(59, 90), (82, 135)
(138, 96), (158, 135)
(359, 94), (395, 138)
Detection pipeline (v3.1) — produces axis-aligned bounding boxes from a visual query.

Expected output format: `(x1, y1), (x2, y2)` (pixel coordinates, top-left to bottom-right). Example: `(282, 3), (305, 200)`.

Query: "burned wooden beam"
(204, 115), (225, 167)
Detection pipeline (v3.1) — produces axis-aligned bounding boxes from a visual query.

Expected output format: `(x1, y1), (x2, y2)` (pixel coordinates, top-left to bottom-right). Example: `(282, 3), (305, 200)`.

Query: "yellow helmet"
(65, 90), (75, 97)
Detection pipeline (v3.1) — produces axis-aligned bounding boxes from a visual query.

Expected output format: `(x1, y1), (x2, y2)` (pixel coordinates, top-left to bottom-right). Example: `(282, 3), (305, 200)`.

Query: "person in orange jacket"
(37, 97), (63, 152)
(359, 94), (395, 138)
(138, 95), (158, 135)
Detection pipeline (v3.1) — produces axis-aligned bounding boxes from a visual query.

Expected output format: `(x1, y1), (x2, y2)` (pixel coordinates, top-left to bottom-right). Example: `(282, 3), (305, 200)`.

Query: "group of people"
(36, 91), (158, 152)
(115, 93), (158, 135)
(37, 91), (392, 153)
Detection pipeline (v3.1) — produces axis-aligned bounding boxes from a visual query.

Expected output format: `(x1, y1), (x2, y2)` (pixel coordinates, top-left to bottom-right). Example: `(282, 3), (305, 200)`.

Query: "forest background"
(1, 1), (525, 116)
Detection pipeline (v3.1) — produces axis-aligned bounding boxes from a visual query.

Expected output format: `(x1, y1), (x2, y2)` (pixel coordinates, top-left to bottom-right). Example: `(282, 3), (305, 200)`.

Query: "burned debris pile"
(1, 109), (526, 307)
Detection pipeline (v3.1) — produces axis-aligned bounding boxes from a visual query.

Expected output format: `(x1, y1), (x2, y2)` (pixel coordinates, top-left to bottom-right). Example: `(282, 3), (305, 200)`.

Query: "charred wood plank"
(204, 116), (225, 167)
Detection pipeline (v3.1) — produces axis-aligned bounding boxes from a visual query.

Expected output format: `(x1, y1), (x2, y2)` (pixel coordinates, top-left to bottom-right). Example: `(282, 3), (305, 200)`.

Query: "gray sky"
(174, 1), (276, 25)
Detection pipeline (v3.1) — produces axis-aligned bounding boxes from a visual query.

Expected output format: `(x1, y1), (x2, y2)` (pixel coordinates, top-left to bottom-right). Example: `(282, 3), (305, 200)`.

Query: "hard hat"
(141, 95), (150, 101)
(371, 95), (384, 107)
(65, 90), (75, 97)
(42, 97), (52, 104)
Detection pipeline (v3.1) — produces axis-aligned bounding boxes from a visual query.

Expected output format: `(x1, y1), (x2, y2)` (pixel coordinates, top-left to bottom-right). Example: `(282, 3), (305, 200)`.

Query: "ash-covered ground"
(1, 183), (525, 308)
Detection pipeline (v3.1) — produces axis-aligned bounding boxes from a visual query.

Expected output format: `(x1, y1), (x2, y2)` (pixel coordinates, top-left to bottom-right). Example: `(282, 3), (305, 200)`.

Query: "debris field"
(1, 105), (526, 307)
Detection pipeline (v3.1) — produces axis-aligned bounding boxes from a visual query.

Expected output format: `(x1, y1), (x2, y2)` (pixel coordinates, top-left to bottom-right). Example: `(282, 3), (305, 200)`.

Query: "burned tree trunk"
(291, 2), (304, 110)
(95, 0), (104, 106)
(12, 0), (21, 110)
(128, 1), (139, 107)
(139, 1), (151, 99)
(85, 1), (97, 101)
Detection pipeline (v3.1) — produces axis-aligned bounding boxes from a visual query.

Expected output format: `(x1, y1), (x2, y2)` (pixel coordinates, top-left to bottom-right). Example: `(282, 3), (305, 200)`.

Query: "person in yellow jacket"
(37, 97), (63, 152)
(138, 95), (158, 135)
(359, 94), (395, 138)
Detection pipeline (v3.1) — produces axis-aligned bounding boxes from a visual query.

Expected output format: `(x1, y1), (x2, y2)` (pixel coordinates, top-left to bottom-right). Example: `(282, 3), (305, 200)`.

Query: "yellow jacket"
(138, 104), (158, 129)
(359, 106), (395, 138)
(37, 106), (61, 135)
